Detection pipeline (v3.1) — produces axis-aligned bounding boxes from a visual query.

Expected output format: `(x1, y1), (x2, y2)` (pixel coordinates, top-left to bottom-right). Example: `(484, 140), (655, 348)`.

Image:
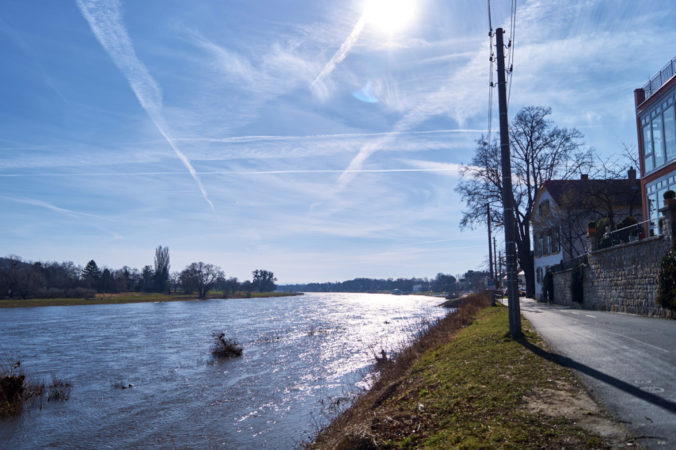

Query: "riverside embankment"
(0, 291), (299, 308)
(310, 292), (632, 449)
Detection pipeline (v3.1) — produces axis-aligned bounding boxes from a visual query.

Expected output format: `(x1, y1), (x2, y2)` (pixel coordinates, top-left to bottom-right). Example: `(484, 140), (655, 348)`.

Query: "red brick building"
(634, 57), (676, 236)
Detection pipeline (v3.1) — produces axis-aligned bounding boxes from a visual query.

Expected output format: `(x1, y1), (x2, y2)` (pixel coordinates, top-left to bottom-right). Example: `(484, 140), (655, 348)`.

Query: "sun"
(364, 0), (417, 34)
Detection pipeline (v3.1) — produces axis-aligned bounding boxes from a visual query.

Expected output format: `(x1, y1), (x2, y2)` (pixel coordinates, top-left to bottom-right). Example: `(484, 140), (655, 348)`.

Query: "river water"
(0, 293), (447, 448)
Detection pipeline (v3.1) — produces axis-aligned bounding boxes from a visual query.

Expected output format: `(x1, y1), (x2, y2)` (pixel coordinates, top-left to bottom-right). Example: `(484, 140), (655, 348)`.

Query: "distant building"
(634, 57), (676, 236)
(531, 172), (642, 299)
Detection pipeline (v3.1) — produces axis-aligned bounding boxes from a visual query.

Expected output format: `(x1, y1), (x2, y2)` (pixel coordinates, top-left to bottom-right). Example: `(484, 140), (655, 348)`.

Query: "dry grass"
(309, 292), (491, 449)
(0, 291), (301, 308)
(1, 361), (72, 418)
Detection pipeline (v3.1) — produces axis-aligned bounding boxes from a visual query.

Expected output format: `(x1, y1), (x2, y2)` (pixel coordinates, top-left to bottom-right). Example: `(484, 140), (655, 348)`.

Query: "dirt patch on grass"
(524, 383), (629, 445)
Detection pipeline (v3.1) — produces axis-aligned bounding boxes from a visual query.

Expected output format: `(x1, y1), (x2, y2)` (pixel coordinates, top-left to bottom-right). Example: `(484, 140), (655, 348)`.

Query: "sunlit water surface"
(0, 293), (447, 448)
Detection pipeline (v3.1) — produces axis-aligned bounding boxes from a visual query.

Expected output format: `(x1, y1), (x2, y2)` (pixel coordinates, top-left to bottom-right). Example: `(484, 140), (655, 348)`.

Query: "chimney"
(581, 174), (589, 181)
(634, 88), (646, 107)
(628, 167), (637, 180)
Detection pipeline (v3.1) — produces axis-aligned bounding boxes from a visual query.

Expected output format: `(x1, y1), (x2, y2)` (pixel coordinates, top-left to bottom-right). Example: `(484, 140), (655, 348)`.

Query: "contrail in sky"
(0, 195), (122, 239)
(76, 0), (214, 210)
(312, 14), (367, 94)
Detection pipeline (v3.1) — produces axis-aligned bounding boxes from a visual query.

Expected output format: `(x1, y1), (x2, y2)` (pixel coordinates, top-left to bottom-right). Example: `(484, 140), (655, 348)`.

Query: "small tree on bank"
(252, 269), (277, 292)
(180, 262), (224, 298)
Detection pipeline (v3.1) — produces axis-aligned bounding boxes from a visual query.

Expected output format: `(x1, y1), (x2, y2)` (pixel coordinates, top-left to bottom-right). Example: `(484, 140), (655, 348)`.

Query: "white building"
(532, 172), (642, 299)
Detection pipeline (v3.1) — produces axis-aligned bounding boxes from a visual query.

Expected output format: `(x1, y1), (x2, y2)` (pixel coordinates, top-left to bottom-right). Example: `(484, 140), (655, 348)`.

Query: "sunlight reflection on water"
(0, 292), (447, 448)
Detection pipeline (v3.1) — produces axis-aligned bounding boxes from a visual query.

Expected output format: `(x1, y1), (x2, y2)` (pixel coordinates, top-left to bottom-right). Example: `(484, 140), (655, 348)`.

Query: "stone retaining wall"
(552, 236), (673, 318)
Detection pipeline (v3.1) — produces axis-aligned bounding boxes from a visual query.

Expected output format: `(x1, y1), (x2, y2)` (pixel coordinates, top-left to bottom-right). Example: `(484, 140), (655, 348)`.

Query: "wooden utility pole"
(487, 203), (493, 281)
(487, 203), (496, 305)
(493, 237), (498, 282)
(495, 27), (522, 338)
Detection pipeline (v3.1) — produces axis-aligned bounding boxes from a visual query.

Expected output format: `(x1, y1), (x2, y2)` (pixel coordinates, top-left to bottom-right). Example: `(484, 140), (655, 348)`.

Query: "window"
(538, 200), (550, 217)
(536, 267), (542, 284)
(551, 228), (560, 253)
(643, 123), (654, 172)
(665, 105), (676, 162)
(653, 114), (665, 167)
(545, 234), (552, 255)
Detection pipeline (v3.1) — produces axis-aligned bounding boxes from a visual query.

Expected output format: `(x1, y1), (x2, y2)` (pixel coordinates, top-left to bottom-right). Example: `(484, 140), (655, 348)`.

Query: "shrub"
(211, 333), (243, 359)
(657, 248), (676, 311)
(0, 373), (26, 416)
(0, 361), (56, 417)
(47, 379), (73, 402)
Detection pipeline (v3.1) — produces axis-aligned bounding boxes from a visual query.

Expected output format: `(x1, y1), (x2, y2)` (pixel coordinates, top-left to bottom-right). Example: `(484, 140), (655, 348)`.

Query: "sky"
(1, 0), (675, 284)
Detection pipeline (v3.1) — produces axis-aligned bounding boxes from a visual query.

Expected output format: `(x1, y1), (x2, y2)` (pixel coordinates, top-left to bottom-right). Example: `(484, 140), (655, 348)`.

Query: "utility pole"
(487, 203), (496, 306)
(493, 237), (498, 284)
(495, 27), (522, 338)
(498, 251), (503, 279)
(487, 203), (493, 281)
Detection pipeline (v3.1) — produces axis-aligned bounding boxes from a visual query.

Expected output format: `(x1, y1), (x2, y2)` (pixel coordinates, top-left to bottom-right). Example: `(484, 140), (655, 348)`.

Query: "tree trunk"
(516, 241), (536, 298)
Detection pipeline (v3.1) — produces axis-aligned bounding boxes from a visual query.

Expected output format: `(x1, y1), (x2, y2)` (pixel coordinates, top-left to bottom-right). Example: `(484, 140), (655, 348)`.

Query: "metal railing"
(643, 57), (676, 100)
(599, 219), (651, 249)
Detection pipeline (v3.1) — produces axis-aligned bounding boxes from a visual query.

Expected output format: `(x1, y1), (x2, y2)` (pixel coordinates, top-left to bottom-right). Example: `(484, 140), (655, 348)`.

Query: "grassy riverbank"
(0, 291), (301, 308)
(310, 292), (629, 449)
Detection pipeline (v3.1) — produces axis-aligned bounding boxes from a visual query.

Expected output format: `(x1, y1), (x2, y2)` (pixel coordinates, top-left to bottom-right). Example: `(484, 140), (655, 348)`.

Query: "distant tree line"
(278, 273), (457, 294)
(0, 246), (277, 300)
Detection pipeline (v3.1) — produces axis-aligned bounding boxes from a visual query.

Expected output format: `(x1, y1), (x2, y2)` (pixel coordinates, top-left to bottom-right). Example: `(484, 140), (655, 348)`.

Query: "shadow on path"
(519, 338), (676, 415)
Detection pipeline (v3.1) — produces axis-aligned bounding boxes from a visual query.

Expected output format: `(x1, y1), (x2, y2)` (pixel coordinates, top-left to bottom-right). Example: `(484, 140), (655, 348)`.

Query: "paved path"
(514, 298), (676, 448)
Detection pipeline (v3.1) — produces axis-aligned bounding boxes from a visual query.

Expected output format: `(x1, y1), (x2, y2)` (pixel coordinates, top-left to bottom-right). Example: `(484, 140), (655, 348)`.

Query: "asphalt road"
(516, 298), (676, 448)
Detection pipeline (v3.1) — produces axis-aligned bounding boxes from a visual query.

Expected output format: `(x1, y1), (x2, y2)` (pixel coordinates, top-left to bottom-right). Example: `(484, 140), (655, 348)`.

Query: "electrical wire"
(487, 0), (495, 143)
(506, 0), (517, 106)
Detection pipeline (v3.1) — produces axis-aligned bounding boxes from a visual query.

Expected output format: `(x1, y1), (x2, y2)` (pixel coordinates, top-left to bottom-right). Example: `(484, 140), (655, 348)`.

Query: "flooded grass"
(1, 361), (72, 417)
(210, 332), (243, 359)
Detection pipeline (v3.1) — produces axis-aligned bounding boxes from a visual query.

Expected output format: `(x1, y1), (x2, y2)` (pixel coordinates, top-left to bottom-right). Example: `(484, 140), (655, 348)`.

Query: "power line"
(487, 0), (495, 143)
(506, 0), (517, 106)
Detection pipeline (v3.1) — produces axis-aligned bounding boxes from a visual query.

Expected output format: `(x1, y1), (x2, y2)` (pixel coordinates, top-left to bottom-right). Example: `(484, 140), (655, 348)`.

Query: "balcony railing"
(643, 57), (676, 100)
(598, 219), (651, 250)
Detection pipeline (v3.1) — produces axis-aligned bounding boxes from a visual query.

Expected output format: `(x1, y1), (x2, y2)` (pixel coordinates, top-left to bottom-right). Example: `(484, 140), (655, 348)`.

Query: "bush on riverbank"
(211, 333), (243, 359)
(0, 361), (72, 417)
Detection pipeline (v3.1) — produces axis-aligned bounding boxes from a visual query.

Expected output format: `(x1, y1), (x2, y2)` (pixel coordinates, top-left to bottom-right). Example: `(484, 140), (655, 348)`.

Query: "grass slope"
(311, 293), (626, 449)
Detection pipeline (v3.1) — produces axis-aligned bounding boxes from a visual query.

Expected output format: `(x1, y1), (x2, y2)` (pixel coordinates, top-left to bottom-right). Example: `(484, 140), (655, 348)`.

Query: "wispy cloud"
(0, 16), (67, 102)
(402, 159), (470, 177)
(0, 195), (122, 239)
(335, 44), (489, 189)
(189, 30), (319, 99)
(76, 0), (214, 210)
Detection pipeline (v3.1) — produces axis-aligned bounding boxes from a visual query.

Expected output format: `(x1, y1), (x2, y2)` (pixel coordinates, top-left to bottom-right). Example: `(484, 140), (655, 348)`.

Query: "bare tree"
(252, 269), (277, 292)
(456, 106), (592, 297)
(153, 245), (170, 293)
(180, 262), (224, 299)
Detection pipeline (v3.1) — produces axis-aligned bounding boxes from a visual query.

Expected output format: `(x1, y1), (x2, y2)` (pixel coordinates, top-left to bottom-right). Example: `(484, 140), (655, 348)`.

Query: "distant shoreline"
(0, 291), (303, 308)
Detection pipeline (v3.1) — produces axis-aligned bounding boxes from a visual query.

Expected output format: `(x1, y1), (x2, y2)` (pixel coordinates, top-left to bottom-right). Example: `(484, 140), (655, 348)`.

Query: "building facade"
(532, 173), (642, 299)
(635, 57), (676, 236)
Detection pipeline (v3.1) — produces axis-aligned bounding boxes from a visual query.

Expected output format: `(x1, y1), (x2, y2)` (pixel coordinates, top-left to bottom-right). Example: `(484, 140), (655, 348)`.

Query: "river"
(0, 293), (447, 449)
